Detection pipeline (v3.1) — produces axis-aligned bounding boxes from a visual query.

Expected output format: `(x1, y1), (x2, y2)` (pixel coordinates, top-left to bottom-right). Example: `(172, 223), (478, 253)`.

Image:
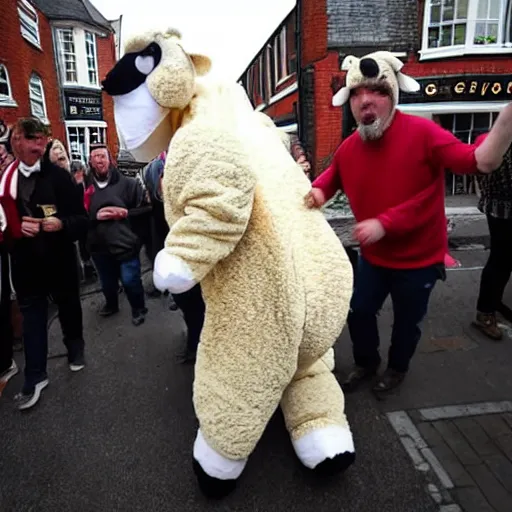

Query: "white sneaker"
(0, 360), (19, 396)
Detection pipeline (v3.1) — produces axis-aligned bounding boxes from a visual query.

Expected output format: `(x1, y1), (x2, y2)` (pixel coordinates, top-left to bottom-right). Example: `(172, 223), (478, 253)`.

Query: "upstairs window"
(56, 28), (99, 87)
(422, 0), (512, 58)
(29, 73), (47, 123)
(18, 0), (41, 48)
(0, 65), (16, 107)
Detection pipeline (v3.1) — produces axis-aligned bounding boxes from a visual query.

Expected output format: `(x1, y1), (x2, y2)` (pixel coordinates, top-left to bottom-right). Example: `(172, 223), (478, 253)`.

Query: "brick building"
(0, 0), (119, 163)
(239, 0), (512, 195)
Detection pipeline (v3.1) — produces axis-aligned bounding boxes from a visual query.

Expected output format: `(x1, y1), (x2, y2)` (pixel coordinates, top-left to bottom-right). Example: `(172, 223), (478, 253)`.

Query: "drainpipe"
(296, 0), (303, 143)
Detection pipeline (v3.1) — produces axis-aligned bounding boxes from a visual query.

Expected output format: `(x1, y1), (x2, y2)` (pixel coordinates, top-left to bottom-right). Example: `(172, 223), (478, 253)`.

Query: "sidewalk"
(1, 249), (511, 511)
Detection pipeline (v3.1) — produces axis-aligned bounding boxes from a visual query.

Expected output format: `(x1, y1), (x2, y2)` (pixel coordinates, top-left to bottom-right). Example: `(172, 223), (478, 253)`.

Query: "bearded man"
(306, 52), (512, 394)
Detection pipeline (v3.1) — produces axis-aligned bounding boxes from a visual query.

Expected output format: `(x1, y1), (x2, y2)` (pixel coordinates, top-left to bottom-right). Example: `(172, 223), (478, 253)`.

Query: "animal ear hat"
(332, 51), (420, 107)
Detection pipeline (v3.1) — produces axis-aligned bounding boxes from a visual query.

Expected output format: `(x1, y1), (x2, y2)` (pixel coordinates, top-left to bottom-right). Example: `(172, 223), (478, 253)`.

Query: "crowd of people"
(0, 73), (511, 411)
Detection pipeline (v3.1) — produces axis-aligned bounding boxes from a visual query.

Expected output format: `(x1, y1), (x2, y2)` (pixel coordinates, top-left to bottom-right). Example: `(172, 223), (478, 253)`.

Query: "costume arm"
(154, 129), (256, 293)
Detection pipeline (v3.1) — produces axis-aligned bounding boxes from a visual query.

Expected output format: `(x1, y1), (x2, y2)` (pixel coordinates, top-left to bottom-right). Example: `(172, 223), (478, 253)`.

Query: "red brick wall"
(96, 32), (118, 158)
(262, 90), (298, 119)
(312, 51), (342, 175)
(0, 2), (64, 142)
(300, 0), (327, 66)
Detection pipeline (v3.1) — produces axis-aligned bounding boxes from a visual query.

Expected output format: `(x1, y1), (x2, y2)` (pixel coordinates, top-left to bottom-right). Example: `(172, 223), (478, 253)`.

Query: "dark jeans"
(347, 256), (443, 373)
(0, 245), (13, 373)
(93, 253), (145, 313)
(477, 215), (512, 314)
(172, 284), (205, 352)
(19, 286), (84, 392)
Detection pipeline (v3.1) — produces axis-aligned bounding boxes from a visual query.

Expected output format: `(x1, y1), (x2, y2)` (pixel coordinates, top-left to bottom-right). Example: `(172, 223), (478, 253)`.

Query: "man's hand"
(304, 188), (327, 209)
(42, 216), (63, 233)
(353, 219), (386, 246)
(96, 206), (128, 221)
(21, 216), (42, 238)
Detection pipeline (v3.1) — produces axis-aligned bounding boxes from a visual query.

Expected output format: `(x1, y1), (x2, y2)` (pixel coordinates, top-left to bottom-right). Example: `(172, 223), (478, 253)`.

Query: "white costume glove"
(153, 249), (197, 294)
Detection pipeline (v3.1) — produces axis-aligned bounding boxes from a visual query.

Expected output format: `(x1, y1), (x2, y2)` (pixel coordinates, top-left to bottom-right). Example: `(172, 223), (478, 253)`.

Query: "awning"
(397, 101), (508, 115)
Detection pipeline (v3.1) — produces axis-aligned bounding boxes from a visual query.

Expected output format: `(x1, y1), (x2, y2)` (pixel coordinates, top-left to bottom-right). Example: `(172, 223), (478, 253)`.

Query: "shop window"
(28, 73), (48, 123)
(67, 126), (106, 163)
(438, 111), (498, 194)
(18, 0), (41, 48)
(0, 65), (16, 107)
(422, 0), (512, 59)
(56, 28), (99, 87)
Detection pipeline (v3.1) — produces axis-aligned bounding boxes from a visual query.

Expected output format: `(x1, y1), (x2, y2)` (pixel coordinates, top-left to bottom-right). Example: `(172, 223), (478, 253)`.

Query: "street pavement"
(1, 249), (511, 511)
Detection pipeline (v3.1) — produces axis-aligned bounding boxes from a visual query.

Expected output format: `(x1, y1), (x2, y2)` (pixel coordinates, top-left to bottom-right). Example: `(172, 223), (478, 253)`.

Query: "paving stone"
(453, 417), (500, 457)
(483, 452), (512, 494)
(466, 464), (512, 512)
(452, 487), (494, 512)
(476, 415), (511, 439)
(502, 413), (512, 429)
(433, 420), (482, 466)
(417, 423), (474, 488)
(419, 336), (477, 353)
(494, 433), (512, 460)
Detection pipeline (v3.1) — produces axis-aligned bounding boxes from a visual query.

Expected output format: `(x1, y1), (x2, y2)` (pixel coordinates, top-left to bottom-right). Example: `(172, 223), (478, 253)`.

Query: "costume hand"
(353, 219), (385, 246)
(42, 216), (63, 232)
(97, 207), (128, 220)
(304, 188), (326, 209)
(153, 250), (197, 294)
(21, 216), (42, 237)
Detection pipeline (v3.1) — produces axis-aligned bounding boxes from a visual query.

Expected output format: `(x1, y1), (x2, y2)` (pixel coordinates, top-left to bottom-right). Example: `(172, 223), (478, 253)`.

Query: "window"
(422, 0), (512, 58)
(56, 27), (99, 87)
(67, 125), (106, 162)
(57, 29), (78, 83)
(85, 32), (98, 86)
(0, 65), (16, 107)
(274, 28), (288, 85)
(18, 0), (40, 48)
(438, 112), (498, 194)
(28, 73), (47, 122)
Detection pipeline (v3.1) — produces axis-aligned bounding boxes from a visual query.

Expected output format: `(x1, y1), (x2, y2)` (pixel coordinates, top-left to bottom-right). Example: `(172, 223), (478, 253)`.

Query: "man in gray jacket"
(87, 145), (151, 326)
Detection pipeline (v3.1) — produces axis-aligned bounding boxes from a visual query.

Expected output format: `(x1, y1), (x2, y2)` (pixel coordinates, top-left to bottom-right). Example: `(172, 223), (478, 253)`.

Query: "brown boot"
(472, 312), (503, 341)
(341, 365), (379, 392)
(372, 368), (406, 393)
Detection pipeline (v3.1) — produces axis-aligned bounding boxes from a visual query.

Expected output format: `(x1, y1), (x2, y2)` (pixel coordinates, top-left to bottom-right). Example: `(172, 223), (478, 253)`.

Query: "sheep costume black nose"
(359, 58), (380, 78)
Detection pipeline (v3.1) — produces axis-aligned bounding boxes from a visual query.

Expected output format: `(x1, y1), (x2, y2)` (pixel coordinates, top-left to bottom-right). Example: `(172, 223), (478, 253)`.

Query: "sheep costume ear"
(332, 51), (420, 107)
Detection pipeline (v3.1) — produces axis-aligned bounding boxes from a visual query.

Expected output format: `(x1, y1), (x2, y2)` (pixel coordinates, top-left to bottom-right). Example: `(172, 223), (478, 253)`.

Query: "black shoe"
(99, 304), (119, 317)
(341, 365), (379, 393)
(372, 368), (406, 393)
(14, 379), (49, 410)
(69, 352), (86, 372)
(132, 307), (148, 326)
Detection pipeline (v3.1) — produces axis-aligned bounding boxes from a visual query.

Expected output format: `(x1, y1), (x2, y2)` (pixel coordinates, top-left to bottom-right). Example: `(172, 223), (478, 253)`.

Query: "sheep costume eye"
(332, 51), (421, 107)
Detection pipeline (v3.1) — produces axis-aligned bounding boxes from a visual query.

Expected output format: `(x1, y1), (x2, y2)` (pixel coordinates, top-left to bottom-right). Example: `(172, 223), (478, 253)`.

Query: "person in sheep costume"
(102, 28), (354, 498)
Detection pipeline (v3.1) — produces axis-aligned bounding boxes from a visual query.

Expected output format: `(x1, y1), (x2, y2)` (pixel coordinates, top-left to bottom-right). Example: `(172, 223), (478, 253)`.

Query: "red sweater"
(313, 111), (484, 269)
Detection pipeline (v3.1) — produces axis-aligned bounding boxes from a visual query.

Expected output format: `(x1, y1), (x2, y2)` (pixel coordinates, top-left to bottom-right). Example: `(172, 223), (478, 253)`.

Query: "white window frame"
(57, 28), (78, 84)
(28, 73), (48, 124)
(274, 27), (290, 87)
(18, 0), (41, 49)
(55, 25), (100, 89)
(421, 0), (512, 60)
(0, 64), (17, 107)
(65, 121), (107, 164)
(84, 31), (99, 86)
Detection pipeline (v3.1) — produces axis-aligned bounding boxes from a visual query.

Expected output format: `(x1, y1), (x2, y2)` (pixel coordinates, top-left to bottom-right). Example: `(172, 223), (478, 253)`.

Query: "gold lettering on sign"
(481, 82), (490, 95)
(425, 83), (438, 96)
(454, 82), (465, 94)
(469, 81), (478, 93)
(492, 83), (502, 95)
(507, 81), (512, 94)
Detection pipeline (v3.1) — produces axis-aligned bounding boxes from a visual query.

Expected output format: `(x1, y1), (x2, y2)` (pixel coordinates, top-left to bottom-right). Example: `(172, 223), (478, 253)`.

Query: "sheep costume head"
(102, 28), (355, 500)
(332, 51), (420, 109)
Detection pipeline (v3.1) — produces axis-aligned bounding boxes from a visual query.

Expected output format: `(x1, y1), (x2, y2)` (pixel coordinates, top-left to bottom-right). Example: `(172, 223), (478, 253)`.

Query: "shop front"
(398, 74), (512, 195)
(62, 88), (107, 163)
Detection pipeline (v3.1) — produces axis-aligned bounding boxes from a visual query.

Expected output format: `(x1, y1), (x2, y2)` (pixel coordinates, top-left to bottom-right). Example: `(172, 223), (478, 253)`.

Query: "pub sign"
(63, 90), (103, 120)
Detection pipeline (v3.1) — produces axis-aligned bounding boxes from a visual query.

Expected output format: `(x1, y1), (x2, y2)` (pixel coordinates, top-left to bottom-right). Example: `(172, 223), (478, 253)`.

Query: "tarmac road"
(1, 251), (502, 512)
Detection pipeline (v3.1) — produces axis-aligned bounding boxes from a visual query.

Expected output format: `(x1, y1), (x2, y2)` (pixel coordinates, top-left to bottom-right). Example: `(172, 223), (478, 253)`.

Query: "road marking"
(446, 266), (484, 272)
(418, 401), (512, 421)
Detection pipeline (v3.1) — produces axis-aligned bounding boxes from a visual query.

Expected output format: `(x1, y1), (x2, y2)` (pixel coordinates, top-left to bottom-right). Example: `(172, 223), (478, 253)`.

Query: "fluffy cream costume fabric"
(332, 51), (420, 108)
(102, 29), (354, 497)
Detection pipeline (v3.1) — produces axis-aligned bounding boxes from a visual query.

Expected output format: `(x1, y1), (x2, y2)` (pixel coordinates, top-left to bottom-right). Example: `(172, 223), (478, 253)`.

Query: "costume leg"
(280, 349), (355, 473)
